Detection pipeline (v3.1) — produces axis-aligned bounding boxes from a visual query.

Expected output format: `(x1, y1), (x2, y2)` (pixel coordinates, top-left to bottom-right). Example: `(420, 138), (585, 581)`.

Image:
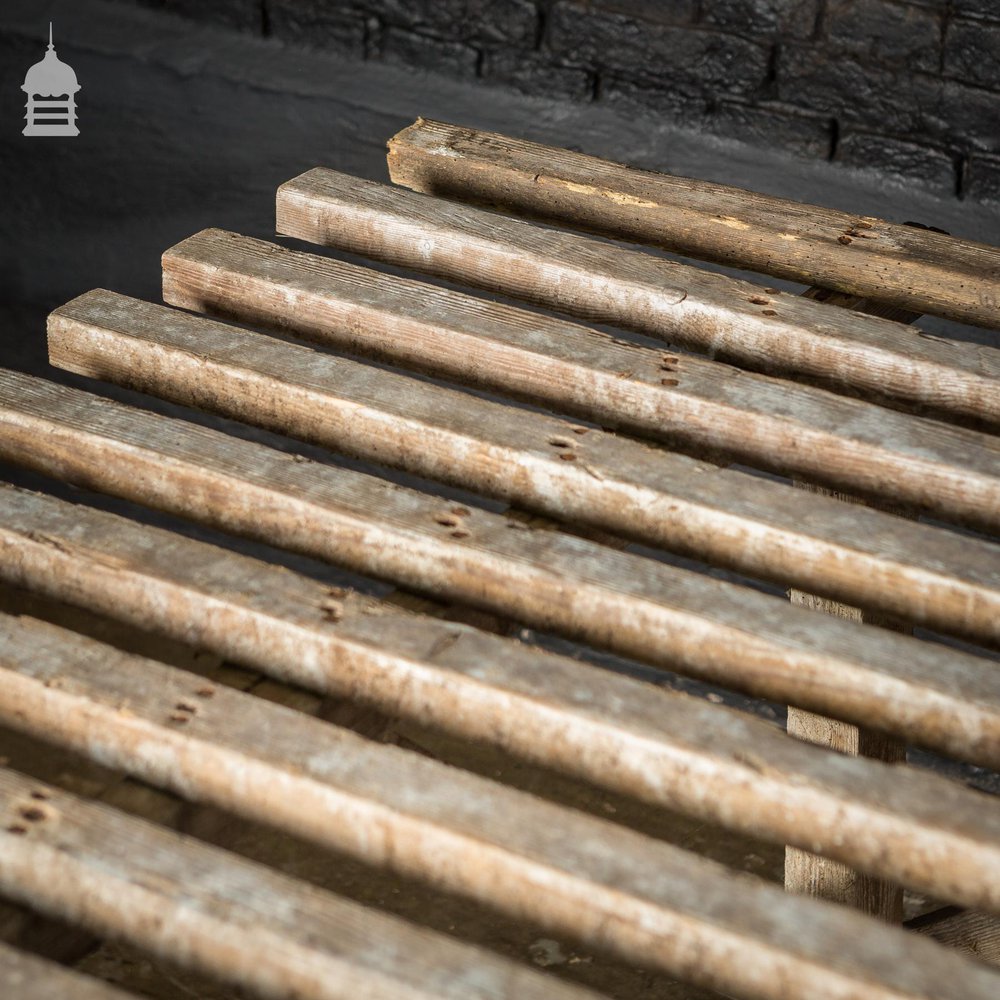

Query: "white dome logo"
(22, 23), (80, 138)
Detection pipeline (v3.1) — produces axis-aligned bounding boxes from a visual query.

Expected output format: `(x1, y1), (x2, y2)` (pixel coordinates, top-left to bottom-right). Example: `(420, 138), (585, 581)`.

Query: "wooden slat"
(386, 118), (1000, 332)
(276, 166), (1000, 429)
(6, 615), (1000, 1000)
(0, 940), (134, 999)
(161, 231), (1000, 534)
(783, 288), (921, 920)
(51, 289), (1000, 642)
(4, 484), (1000, 913)
(1, 372), (999, 766)
(0, 768), (599, 1000)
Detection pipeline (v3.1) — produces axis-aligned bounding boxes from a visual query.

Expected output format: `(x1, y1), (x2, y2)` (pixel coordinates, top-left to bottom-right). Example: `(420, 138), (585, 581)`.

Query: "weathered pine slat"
(1, 372), (999, 766)
(386, 118), (1000, 332)
(51, 289), (1000, 641)
(782, 290), (921, 921)
(7, 614), (1000, 1000)
(161, 231), (1000, 533)
(4, 484), (1000, 912)
(788, 290), (934, 901)
(276, 167), (1000, 428)
(0, 941), (135, 999)
(0, 767), (601, 1000)
(62, 291), (1000, 642)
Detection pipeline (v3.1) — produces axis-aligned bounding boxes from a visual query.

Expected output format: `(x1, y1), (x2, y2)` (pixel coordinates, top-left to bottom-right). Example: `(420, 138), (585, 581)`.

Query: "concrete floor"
(1, 1), (999, 996)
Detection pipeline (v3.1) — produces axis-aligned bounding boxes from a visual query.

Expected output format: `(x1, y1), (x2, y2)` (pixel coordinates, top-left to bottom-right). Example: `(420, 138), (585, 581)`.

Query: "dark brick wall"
(114, 1), (1000, 201)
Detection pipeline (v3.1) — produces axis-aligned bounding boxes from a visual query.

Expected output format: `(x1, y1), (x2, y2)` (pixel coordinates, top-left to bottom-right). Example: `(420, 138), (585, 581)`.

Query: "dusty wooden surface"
(161, 231), (1000, 533)
(52, 288), (1000, 641)
(6, 611), (999, 1000)
(783, 290), (918, 921)
(386, 118), (1000, 332)
(0, 767), (603, 1000)
(4, 484), (999, 910)
(276, 167), (1000, 429)
(0, 940), (134, 999)
(2, 374), (1000, 765)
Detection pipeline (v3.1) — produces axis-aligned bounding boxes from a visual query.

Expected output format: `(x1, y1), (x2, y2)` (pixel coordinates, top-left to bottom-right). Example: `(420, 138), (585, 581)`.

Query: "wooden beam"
(3, 616), (1000, 1000)
(52, 289), (1000, 642)
(1, 372), (999, 765)
(385, 118), (1000, 332)
(4, 485), (1000, 912)
(0, 941), (136, 999)
(276, 166), (1000, 429)
(161, 231), (1000, 534)
(909, 908), (1000, 968)
(0, 766), (600, 1000)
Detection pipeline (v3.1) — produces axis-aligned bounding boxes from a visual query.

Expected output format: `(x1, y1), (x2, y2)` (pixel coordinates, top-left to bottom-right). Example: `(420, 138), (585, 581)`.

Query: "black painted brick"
(482, 48), (593, 101)
(944, 18), (1000, 91)
(824, 0), (942, 72)
(776, 45), (923, 131)
(375, 26), (480, 78)
(709, 100), (833, 157)
(837, 131), (956, 194)
(600, 73), (712, 124)
(549, 3), (770, 96)
(582, 0), (700, 24)
(362, 0), (538, 45)
(965, 153), (1000, 200)
(117, 0), (260, 31)
(700, 0), (819, 39)
(266, 2), (367, 54)
(952, 0), (1000, 22)
(919, 78), (1000, 151)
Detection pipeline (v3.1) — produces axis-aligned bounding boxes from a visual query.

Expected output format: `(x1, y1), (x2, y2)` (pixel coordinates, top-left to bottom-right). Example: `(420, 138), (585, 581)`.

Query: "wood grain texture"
(4, 484), (1000, 912)
(0, 767), (600, 1000)
(784, 291), (916, 922)
(5, 613), (1000, 1000)
(1, 371), (999, 766)
(909, 908), (1000, 967)
(53, 288), (1000, 642)
(386, 118), (1000, 332)
(160, 231), (1000, 533)
(0, 941), (135, 999)
(277, 166), (1000, 429)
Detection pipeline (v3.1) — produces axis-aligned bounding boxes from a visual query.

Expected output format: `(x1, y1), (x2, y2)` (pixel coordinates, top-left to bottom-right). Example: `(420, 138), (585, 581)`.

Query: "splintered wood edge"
(1, 370), (999, 766)
(4, 484), (1000, 912)
(2, 620), (1000, 1000)
(387, 118), (1000, 332)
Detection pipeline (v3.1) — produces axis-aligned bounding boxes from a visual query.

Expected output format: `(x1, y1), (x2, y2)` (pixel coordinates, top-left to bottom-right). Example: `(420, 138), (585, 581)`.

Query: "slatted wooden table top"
(0, 119), (998, 1000)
